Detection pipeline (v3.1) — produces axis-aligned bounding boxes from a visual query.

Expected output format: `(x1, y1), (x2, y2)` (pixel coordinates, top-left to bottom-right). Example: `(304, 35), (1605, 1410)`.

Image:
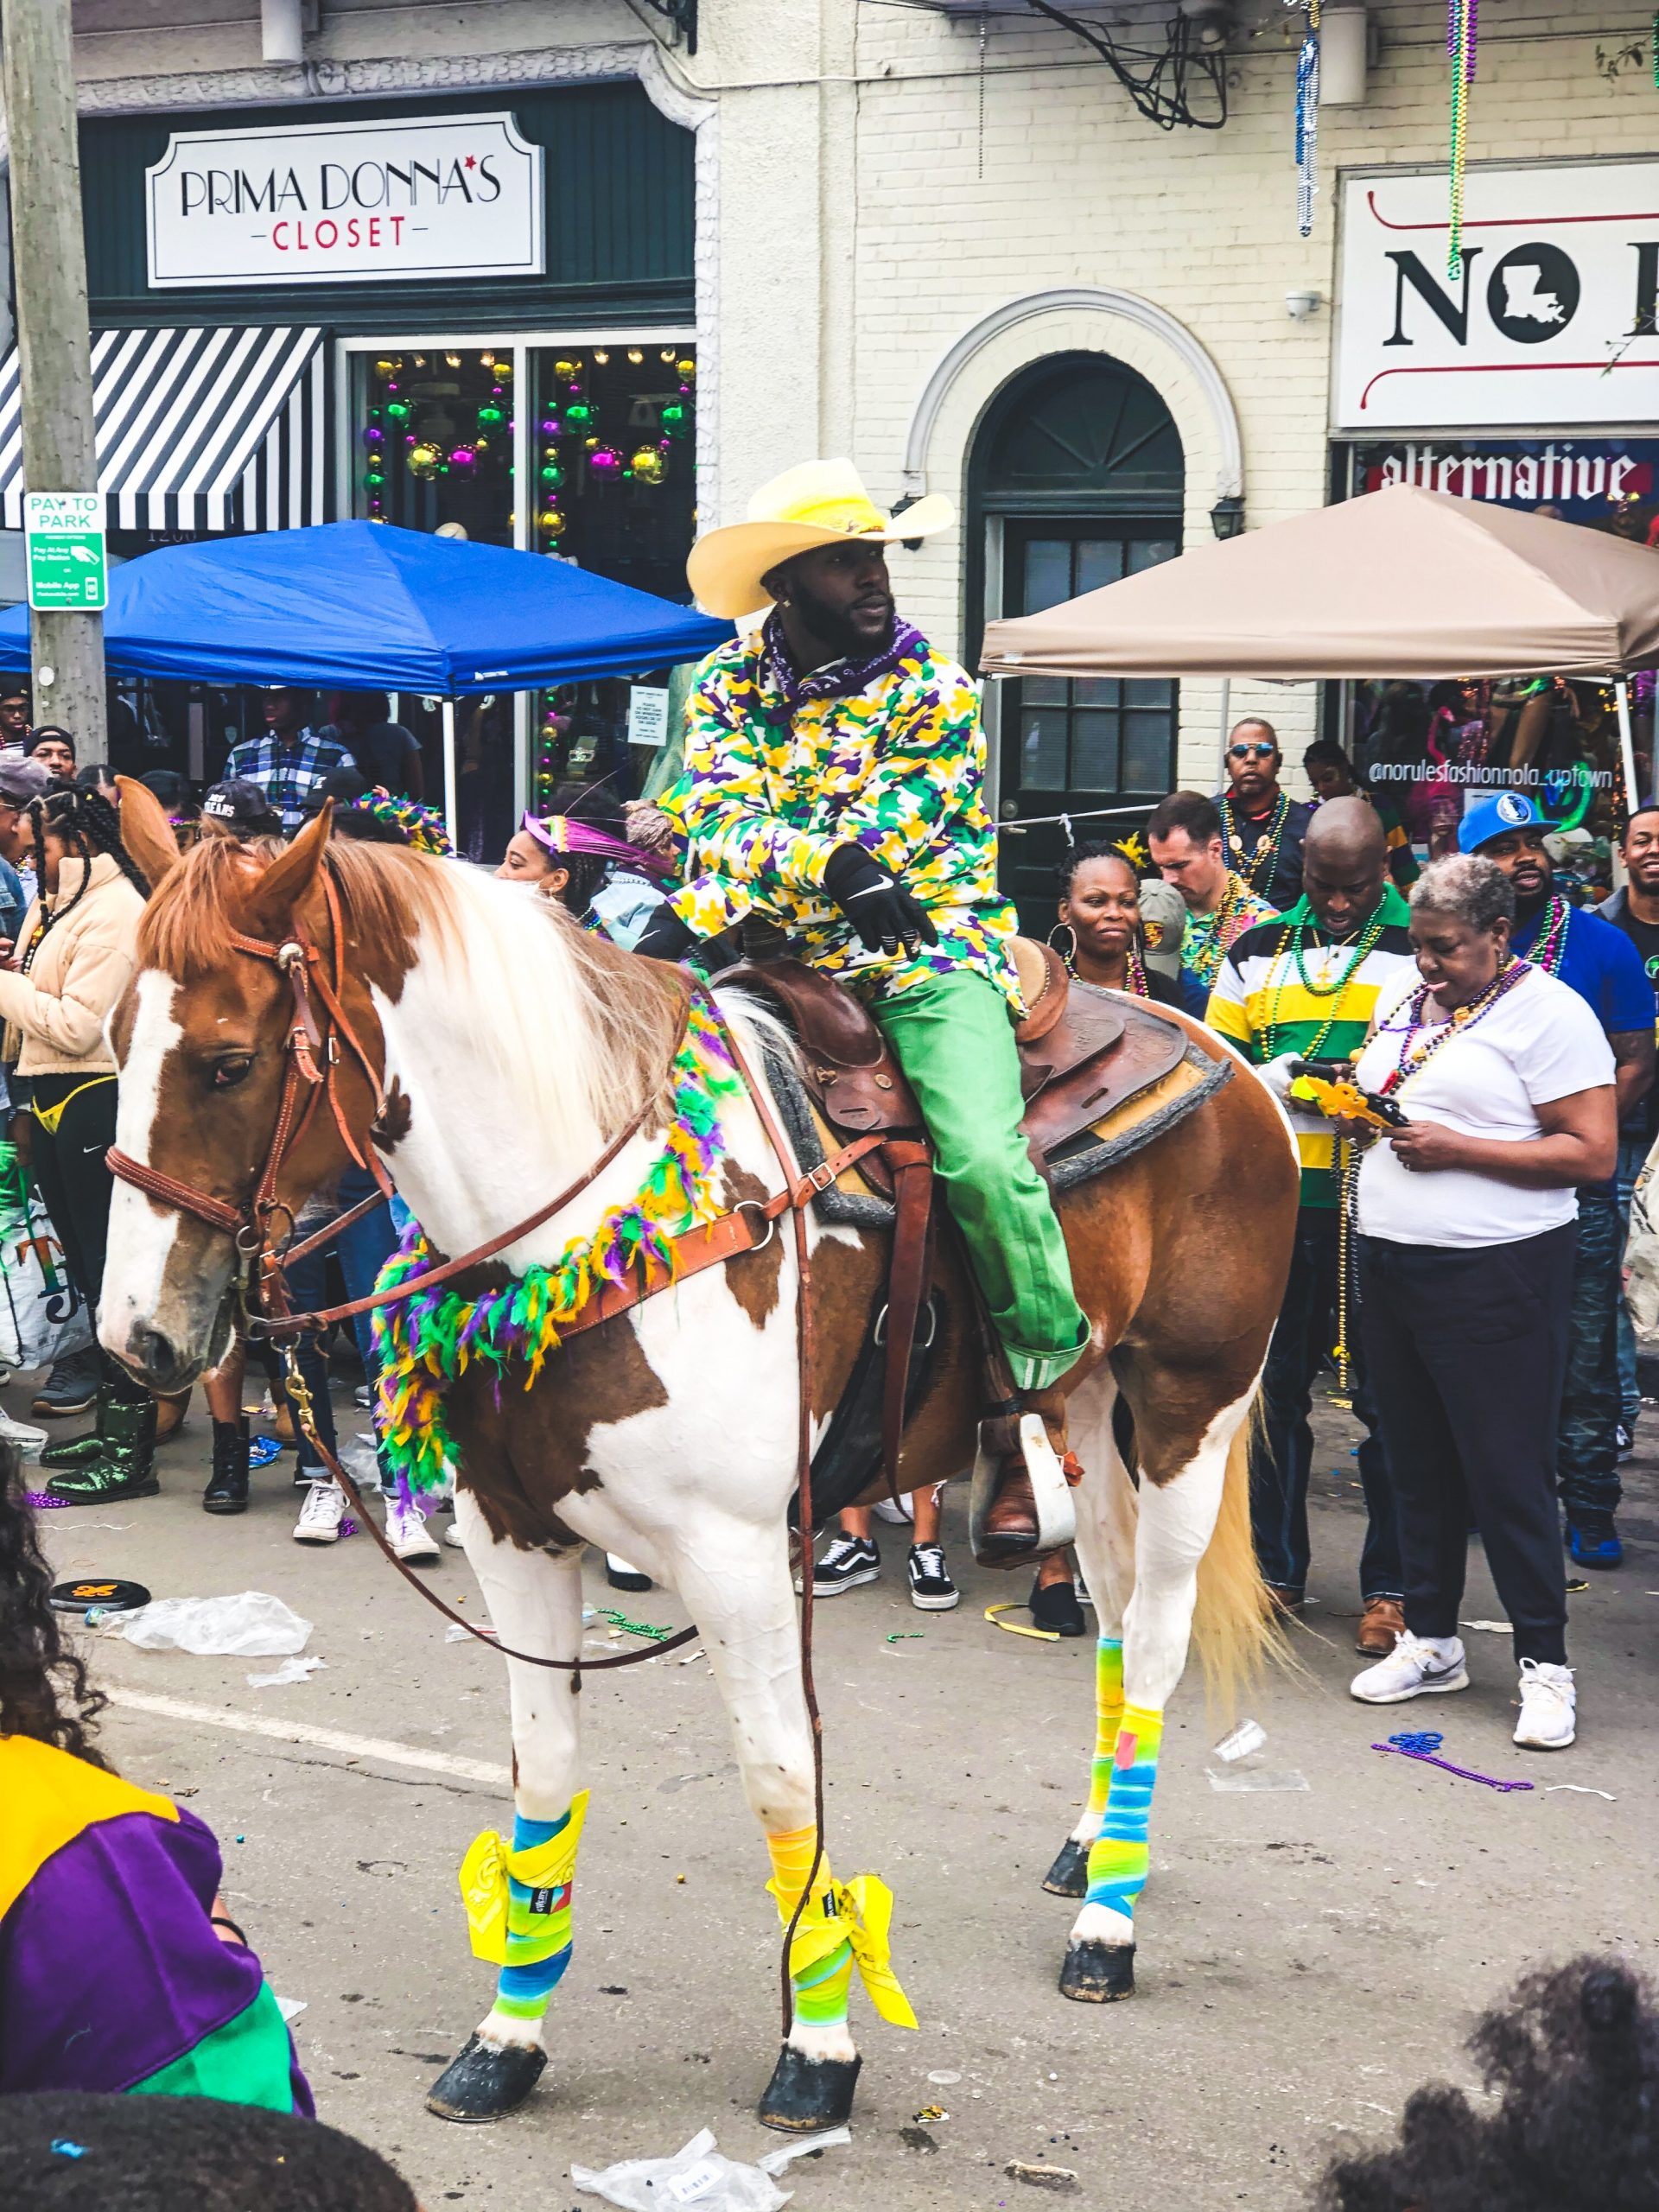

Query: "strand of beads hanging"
(1124, 944), (1151, 1000)
(1260, 905), (1390, 1063)
(1184, 874), (1247, 991)
(371, 995), (748, 1502)
(1221, 791), (1290, 896)
(1446, 0), (1476, 276)
(1525, 892), (1571, 977)
(1374, 957), (1535, 1098)
(1294, 0), (1321, 239)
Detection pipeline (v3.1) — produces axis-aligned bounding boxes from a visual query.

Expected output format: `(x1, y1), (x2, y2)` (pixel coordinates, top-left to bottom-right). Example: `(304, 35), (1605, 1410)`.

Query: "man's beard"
(788, 585), (894, 662)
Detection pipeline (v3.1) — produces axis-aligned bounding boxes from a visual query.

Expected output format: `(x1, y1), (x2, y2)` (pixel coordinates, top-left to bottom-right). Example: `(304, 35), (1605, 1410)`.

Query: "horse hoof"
(1041, 1839), (1090, 1898)
(758, 2044), (861, 2133)
(425, 2033), (547, 2122)
(1058, 1939), (1135, 2003)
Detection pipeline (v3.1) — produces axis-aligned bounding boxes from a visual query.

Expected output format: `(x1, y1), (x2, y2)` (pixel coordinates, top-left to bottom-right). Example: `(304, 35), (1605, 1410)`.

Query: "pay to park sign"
(24, 493), (108, 612)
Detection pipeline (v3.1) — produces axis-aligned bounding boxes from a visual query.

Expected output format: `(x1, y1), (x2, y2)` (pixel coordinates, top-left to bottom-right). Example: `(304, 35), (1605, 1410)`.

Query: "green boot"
(46, 1397), (160, 1503)
(39, 1375), (115, 1470)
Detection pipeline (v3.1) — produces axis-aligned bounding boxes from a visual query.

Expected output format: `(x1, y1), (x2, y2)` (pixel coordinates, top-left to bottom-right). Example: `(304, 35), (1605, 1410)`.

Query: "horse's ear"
(113, 776), (181, 893)
(238, 804), (334, 938)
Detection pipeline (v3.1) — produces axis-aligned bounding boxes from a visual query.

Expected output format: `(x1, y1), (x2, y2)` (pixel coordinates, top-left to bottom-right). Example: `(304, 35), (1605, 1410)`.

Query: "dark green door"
(967, 353), (1184, 934)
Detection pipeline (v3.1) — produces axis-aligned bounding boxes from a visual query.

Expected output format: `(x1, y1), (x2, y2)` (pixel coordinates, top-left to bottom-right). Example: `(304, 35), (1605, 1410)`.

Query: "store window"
(347, 338), (698, 851)
(1333, 440), (1653, 873)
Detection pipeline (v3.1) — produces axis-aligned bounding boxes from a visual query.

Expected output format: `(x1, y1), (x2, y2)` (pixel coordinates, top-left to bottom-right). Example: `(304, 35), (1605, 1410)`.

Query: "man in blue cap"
(1460, 791), (1654, 1567)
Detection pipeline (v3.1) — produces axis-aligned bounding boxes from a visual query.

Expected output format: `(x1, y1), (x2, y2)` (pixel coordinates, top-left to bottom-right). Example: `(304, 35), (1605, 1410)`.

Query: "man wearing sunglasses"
(1220, 719), (1313, 912)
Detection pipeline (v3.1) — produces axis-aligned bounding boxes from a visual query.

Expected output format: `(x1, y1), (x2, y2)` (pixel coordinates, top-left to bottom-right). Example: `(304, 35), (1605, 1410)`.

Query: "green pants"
(871, 969), (1089, 1392)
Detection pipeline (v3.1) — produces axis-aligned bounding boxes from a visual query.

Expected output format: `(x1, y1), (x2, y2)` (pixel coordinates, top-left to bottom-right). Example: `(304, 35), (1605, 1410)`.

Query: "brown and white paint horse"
(99, 814), (1299, 2127)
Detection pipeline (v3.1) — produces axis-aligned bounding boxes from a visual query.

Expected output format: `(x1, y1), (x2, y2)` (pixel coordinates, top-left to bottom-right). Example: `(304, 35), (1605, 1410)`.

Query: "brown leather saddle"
(721, 941), (1189, 1172)
(718, 946), (1193, 1522)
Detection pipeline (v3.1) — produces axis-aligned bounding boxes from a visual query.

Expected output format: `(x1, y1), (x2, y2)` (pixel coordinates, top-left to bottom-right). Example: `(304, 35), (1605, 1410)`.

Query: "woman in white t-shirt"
(1345, 854), (1615, 1752)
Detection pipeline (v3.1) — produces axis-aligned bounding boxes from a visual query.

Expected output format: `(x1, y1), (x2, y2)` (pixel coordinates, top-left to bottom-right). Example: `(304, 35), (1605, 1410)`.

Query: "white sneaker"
(1514, 1657), (1576, 1749)
(443, 1518), (467, 1549)
(293, 1479), (346, 1544)
(386, 1497), (441, 1565)
(1350, 1630), (1469, 1704)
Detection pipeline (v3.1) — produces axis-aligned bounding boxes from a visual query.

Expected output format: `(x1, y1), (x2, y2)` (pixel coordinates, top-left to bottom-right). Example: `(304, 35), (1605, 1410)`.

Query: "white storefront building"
(10, 0), (1659, 877)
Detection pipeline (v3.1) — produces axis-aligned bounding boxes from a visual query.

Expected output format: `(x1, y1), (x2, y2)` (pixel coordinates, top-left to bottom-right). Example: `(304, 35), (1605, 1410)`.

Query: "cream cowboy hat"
(686, 459), (956, 620)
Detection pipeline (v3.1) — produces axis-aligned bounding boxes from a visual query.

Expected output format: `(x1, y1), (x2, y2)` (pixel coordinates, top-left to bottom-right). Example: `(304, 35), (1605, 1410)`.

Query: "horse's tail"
(1191, 1391), (1279, 1717)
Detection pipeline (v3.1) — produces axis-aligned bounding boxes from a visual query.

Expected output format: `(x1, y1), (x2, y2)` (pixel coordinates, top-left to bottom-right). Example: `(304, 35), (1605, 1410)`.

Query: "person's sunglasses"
(1228, 742), (1276, 760)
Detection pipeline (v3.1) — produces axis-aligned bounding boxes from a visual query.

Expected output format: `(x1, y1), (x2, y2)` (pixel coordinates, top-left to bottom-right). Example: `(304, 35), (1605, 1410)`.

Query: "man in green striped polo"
(1207, 798), (1417, 1656)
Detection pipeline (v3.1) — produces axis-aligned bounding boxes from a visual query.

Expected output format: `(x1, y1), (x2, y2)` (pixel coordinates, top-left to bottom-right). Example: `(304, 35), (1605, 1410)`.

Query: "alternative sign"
(145, 111), (543, 288)
(24, 494), (107, 611)
(1336, 159), (1659, 429)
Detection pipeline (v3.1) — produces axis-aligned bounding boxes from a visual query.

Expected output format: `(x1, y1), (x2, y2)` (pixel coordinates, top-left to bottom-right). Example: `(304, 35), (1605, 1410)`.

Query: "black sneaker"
(30, 1345), (102, 1419)
(906, 1542), (960, 1612)
(1029, 1573), (1087, 1636)
(810, 1535), (880, 1596)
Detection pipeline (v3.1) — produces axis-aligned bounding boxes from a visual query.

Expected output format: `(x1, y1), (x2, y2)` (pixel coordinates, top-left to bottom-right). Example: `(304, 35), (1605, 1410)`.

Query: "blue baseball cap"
(1458, 790), (1544, 854)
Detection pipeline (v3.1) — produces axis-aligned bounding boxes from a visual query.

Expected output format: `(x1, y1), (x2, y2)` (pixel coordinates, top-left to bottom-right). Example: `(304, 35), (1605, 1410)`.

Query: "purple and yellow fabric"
(655, 614), (1022, 1012)
(0, 1735), (312, 2113)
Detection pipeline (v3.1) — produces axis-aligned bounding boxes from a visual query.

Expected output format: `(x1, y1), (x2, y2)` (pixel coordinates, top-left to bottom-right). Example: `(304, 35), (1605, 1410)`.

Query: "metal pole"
(1216, 676), (1231, 790)
(442, 697), (458, 851)
(1, 0), (107, 757)
(1615, 677), (1641, 815)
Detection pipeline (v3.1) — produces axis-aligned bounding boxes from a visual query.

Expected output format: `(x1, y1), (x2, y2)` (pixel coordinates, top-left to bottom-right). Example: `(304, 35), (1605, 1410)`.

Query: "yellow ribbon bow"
(771, 1871), (919, 2031)
(458, 1791), (589, 1965)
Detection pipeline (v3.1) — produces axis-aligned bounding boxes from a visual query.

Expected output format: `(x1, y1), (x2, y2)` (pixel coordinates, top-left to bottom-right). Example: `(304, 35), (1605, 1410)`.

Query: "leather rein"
(104, 887), (931, 1709)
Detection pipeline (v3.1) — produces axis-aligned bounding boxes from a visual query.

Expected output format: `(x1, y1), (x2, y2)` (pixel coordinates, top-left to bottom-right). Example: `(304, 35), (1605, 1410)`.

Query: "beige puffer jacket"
(0, 853), (148, 1078)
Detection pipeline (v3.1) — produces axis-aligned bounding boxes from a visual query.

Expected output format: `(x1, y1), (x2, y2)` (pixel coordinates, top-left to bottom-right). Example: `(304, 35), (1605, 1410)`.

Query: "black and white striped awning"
(0, 325), (326, 535)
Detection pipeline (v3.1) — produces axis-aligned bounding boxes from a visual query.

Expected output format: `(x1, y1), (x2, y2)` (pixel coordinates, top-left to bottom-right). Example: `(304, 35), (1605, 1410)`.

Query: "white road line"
(105, 1688), (511, 1788)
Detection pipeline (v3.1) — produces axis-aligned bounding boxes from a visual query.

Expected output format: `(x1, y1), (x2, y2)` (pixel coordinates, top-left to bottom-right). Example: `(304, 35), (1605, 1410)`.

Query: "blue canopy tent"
(0, 520), (731, 840)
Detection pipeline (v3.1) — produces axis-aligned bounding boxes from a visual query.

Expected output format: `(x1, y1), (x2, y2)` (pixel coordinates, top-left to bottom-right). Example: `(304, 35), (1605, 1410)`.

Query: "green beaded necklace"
(1261, 902), (1391, 1063)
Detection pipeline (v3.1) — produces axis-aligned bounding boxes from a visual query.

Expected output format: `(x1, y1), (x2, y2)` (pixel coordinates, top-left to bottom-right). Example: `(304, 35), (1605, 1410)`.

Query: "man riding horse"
(633, 460), (1092, 1562)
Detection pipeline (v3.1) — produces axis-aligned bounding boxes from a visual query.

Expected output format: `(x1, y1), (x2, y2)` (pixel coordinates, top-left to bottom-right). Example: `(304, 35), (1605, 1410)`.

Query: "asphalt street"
(30, 1374), (1658, 2212)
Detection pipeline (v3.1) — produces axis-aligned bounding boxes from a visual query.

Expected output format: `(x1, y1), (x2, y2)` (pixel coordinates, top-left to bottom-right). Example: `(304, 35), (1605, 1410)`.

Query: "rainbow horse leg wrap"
(459, 1792), (588, 2032)
(1085, 1637), (1126, 1830)
(1084, 1703), (1165, 1932)
(766, 1825), (918, 2037)
(768, 1826), (854, 2032)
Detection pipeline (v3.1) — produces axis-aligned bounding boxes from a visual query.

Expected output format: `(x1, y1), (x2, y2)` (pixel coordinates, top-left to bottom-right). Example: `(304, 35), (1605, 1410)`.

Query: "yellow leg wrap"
(765, 1824), (918, 2031)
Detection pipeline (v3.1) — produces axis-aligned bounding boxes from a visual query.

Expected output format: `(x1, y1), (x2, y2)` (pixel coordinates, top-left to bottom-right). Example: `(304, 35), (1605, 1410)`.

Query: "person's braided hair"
(0, 1443), (108, 1768)
(23, 782), (150, 970)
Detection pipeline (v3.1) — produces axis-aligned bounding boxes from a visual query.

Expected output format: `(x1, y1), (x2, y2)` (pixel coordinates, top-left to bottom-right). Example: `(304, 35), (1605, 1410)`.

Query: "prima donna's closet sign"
(145, 112), (543, 288)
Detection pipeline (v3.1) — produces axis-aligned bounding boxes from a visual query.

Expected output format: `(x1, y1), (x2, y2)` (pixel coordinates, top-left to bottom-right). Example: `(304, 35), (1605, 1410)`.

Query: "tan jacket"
(0, 853), (147, 1078)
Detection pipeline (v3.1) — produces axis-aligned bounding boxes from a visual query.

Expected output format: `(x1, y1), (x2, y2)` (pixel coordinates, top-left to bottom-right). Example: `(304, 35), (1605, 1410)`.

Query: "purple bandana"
(760, 608), (927, 713)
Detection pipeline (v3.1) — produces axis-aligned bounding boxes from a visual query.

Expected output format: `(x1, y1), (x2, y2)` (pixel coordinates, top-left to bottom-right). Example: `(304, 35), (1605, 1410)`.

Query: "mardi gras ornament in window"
(408, 441), (443, 480)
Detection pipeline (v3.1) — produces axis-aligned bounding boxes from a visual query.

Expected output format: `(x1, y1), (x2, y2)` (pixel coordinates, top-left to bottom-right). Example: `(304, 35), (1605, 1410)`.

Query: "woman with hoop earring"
(1052, 843), (1182, 1004)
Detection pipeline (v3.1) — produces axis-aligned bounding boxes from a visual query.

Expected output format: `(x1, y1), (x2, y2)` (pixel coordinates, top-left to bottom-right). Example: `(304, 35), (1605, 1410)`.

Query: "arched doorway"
(968, 351), (1184, 927)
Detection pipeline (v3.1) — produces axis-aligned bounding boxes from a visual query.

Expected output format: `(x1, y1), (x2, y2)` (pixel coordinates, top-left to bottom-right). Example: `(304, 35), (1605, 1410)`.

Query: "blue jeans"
(1556, 1183), (1624, 1527)
(1615, 1132), (1648, 1431)
(280, 1165), (401, 1485)
(1255, 1206), (1402, 1602)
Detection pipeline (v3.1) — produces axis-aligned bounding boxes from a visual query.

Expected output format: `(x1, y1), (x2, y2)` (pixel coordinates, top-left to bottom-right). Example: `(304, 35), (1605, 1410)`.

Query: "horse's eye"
(212, 1057), (253, 1090)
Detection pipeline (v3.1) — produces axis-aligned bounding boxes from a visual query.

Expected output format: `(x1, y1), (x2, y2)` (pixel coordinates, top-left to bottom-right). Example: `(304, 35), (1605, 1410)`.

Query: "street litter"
(246, 1655), (327, 1688)
(927, 2069), (962, 2086)
(1205, 1719), (1306, 1791)
(571, 2124), (849, 2210)
(248, 1435), (284, 1469)
(1372, 1731), (1532, 1793)
(1459, 1619), (1511, 1634)
(1212, 1719), (1266, 1763)
(986, 1600), (1058, 1643)
(913, 2105), (949, 2123)
(276, 1997), (307, 2022)
(1544, 1783), (1617, 1799)
(1005, 2161), (1080, 2193)
(25, 1490), (67, 1509)
(122, 1592), (312, 1657)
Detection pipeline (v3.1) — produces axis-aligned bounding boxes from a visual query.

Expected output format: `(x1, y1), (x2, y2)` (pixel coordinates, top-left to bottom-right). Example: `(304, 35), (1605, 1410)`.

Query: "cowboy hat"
(686, 459), (956, 620)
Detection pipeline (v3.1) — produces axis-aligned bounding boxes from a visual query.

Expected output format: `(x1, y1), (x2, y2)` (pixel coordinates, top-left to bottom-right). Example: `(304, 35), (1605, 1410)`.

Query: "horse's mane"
(137, 834), (683, 1140)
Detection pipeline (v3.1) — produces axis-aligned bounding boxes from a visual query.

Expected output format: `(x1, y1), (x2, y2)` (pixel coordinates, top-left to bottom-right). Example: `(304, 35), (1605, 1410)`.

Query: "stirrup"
(969, 1411), (1077, 1559)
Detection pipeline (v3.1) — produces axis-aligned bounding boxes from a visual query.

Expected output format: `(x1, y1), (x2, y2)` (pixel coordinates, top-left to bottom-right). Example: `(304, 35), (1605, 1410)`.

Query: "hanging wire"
(1020, 0), (1229, 131)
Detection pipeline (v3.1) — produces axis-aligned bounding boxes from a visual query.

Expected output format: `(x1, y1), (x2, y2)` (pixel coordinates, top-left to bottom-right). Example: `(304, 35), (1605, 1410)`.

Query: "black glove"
(631, 903), (699, 964)
(822, 842), (939, 958)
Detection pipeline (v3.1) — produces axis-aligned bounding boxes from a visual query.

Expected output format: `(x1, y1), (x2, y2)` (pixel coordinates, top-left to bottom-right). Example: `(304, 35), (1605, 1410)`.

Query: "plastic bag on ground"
(246, 1655), (327, 1688)
(122, 1592), (313, 1657)
(571, 2125), (850, 2211)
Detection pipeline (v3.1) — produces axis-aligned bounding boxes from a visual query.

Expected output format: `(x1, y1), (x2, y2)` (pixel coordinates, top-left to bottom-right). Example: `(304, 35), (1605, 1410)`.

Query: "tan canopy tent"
(979, 483), (1659, 682)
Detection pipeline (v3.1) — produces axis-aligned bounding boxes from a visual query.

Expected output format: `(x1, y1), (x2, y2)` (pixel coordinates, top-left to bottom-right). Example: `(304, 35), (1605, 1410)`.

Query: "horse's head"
(101, 810), (397, 1390)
